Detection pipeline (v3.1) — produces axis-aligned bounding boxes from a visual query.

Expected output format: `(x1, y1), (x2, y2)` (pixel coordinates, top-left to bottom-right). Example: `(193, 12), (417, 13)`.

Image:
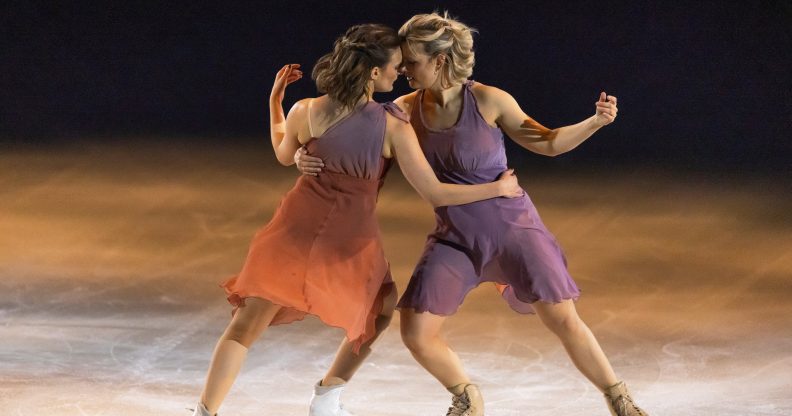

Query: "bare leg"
(399, 308), (470, 390)
(200, 297), (282, 414)
(321, 286), (398, 386)
(532, 299), (619, 391)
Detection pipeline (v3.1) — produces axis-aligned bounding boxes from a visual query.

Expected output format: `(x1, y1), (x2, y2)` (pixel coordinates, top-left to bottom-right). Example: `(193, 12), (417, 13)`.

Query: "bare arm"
(489, 86), (618, 157)
(269, 64), (304, 165)
(386, 114), (522, 208)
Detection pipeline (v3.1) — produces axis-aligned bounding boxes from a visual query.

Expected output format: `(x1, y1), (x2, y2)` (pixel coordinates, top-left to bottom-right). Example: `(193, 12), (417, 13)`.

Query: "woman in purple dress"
(297, 12), (649, 416)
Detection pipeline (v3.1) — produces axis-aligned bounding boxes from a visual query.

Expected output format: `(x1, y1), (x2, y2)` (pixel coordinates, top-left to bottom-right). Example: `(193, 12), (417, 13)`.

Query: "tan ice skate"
(446, 383), (484, 416)
(604, 381), (649, 416)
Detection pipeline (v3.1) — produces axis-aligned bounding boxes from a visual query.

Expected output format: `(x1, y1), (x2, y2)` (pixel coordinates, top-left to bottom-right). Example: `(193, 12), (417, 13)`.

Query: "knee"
(400, 326), (434, 355)
(374, 286), (398, 334)
(374, 311), (394, 334)
(543, 314), (583, 337)
(222, 321), (259, 348)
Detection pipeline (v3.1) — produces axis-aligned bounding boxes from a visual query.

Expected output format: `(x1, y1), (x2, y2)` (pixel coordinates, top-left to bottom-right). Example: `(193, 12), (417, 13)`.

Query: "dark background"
(2, 1), (790, 172)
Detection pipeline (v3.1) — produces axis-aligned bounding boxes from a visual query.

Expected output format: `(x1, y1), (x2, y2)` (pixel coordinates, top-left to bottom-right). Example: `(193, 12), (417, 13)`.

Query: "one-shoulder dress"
(223, 101), (407, 351)
(397, 81), (581, 315)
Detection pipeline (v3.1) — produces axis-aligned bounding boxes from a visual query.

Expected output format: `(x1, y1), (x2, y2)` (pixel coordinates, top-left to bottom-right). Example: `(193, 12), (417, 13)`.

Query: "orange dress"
(222, 101), (406, 352)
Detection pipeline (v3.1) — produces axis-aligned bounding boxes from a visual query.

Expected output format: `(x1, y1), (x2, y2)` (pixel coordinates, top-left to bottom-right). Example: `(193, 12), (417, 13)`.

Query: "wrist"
(495, 181), (506, 197)
(587, 115), (604, 130)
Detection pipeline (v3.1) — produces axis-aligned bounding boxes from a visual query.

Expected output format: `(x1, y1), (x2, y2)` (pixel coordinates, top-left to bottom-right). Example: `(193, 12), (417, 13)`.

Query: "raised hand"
(594, 91), (618, 127)
(271, 64), (303, 103)
(294, 147), (325, 176)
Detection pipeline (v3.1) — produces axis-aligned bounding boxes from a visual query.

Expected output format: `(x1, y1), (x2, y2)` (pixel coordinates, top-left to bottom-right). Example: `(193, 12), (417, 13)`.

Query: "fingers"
(600, 113), (616, 122)
(294, 147), (306, 164)
(299, 161), (324, 169)
(277, 64), (303, 80)
(498, 170), (516, 180)
(299, 167), (322, 175)
(294, 149), (324, 176)
(295, 162), (321, 176)
(285, 64), (303, 83)
(596, 94), (618, 119)
(596, 102), (618, 117)
(595, 92), (617, 111)
(300, 155), (324, 164)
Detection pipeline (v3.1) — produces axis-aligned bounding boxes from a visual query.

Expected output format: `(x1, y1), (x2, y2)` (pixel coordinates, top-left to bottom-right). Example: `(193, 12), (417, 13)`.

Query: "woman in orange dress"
(190, 23), (522, 416)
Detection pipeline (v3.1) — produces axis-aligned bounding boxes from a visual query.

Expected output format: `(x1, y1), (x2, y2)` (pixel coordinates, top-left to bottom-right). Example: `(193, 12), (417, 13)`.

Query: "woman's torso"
(409, 81), (547, 245)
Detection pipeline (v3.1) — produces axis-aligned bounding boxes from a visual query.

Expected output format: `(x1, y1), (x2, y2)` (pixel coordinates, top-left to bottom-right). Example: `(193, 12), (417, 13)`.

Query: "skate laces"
(610, 394), (645, 416)
(446, 392), (471, 416)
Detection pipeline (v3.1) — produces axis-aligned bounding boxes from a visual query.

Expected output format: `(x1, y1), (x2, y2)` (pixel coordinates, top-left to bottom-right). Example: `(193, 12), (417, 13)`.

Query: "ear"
(435, 54), (446, 69)
(370, 66), (380, 80)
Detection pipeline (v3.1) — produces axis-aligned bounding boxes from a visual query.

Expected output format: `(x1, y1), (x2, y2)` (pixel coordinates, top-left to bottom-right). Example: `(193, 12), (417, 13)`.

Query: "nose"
(397, 63), (406, 74)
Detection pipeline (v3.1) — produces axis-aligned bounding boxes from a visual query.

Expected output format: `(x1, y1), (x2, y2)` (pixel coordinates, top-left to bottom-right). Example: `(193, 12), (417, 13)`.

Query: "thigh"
(400, 307), (449, 340)
(399, 241), (479, 316)
(531, 298), (580, 331)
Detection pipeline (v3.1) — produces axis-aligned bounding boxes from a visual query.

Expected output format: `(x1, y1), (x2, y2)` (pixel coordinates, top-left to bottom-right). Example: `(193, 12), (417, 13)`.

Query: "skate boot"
(604, 381), (649, 416)
(189, 402), (215, 416)
(446, 383), (483, 416)
(309, 380), (355, 416)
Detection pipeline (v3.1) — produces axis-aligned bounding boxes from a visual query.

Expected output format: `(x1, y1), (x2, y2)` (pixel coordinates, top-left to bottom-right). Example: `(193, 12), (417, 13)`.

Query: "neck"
(365, 81), (375, 102)
(424, 82), (464, 107)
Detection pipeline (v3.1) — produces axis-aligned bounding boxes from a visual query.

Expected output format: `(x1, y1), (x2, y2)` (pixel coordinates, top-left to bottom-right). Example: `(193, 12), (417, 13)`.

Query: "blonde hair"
(399, 11), (477, 88)
(312, 24), (401, 110)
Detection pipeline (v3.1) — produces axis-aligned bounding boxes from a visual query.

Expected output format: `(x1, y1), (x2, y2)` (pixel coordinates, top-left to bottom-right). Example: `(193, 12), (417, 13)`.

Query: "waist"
(434, 192), (530, 212)
(295, 172), (382, 194)
(434, 166), (507, 184)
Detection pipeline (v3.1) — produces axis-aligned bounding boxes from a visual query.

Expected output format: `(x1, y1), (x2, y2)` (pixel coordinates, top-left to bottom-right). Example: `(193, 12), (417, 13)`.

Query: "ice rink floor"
(1, 141), (790, 415)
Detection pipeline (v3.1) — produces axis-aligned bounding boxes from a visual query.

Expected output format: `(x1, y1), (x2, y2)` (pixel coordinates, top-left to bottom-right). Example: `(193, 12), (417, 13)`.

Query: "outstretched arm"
(269, 64), (304, 165)
(492, 87), (618, 157)
(386, 115), (523, 208)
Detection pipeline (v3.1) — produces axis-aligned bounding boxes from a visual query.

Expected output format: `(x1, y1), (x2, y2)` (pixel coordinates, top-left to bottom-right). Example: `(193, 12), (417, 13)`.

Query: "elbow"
(426, 194), (445, 208)
(276, 154), (295, 166)
(544, 130), (563, 157)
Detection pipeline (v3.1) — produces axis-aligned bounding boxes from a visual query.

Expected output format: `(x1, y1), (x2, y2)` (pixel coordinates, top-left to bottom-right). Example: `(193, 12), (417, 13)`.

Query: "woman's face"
(399, 42), (438, 90)
(372, 48), (403, 92)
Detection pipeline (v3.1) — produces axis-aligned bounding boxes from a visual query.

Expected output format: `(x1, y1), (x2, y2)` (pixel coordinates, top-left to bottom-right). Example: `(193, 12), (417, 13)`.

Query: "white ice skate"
(309, 380), (355, 416)
(190, 402), (214, 416)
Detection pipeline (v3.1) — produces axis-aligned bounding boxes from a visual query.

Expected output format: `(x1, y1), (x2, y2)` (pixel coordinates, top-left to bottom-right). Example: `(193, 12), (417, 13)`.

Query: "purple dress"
(397, 81), (581, 315)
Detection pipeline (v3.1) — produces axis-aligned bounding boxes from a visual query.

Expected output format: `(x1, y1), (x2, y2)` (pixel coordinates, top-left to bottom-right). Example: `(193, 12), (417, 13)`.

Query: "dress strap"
(382, 102), (410, 123)
(307, 98), (316, 138)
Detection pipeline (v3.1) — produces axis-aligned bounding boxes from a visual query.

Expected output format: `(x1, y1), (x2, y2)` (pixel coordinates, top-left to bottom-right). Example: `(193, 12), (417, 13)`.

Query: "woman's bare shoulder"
(393, 91), (419, 113)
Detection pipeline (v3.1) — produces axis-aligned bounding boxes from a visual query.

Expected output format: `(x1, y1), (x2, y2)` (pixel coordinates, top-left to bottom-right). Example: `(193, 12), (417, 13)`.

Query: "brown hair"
(399, 12), (477, 88)
(312, 24), (401, 110)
